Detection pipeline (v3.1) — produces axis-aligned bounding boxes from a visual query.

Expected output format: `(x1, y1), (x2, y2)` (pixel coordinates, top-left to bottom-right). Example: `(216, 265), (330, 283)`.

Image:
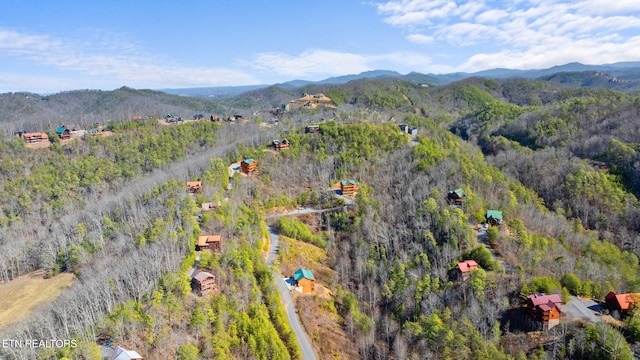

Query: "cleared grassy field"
(0, 270), (75, 329)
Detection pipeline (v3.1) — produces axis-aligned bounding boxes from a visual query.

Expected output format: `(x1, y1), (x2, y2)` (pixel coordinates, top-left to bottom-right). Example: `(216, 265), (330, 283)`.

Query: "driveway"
(267, 226), (317, 360)
(563, 296), (601, 324)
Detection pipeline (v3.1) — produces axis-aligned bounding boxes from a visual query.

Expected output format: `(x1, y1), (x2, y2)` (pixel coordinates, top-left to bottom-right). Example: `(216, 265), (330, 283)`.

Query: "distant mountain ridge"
(159, 61), (640, 97)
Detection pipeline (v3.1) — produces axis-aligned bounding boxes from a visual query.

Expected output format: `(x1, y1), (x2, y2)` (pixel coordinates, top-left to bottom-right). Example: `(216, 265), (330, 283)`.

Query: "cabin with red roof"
(197, 234), (222, 253)
(456, 260), (479, 281)
(526, 293), (564, 330)
(191, 270), (217, 296)
(21, 132), (49, 143)
(605, 291), (640, 315)
(186, 181), (203, 193)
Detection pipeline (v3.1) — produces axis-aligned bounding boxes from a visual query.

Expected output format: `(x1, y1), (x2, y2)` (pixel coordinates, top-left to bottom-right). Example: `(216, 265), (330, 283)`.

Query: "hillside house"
(456, 260), (479, 281)
(201, 201), (221, 211)
(605, 291), (640, 315)
(89, 126), (105, 136)
(211, 114), (220, 122)
(111, 346), (143, 360)
(486, 210), (503, 226)
(56, 126), (71, 140)
(197, 234), (222, 253)
(447, 188), (466, 205)
(186, 181), (203, 193)
(526, 293), (564, 330)
(305, 125), (320, 134)
(273, 138), (290, 150)
(228, 115), (243, 122)
(340, 179), (358, 195)
(293, 268), (315, 294)
(409, 127), (418, 136)
(399, 124), (409, 133)
(241, 158), (258, 174)
(21, 132), (49, 143)
(191, 270), (217, 296)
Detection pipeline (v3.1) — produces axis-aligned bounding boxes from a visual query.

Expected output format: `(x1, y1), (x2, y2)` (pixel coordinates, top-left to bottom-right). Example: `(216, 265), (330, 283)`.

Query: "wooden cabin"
(273, 138), (290, 150)
(605, 292), (640, 315)
(526, 293), (564, 330)
(241, 158), (258, 174)
(340, 179), (358, 195)
(197, 235), (222, 253)
(89, 126), (105, 136)
(201, 201), (221, 211)
(486, 210), (503, 226)
(56, 126), (71, 140)
(21, 132), (49, 143)
(186, 181), (203, 193)
(447, 188), (466, 205)
(293, 268), (315, 294)
(191, 270), (217, 296)
(456, 260), (479, 281)
(111, 346), (143, 360)
(305, 125), (320, 134)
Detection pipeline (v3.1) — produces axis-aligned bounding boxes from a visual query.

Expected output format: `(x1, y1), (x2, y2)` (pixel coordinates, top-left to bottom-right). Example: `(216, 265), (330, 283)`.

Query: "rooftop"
(293, 268), (315, 281)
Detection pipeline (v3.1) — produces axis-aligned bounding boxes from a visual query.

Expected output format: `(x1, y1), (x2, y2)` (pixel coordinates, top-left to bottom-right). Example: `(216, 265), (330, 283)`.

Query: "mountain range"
(160, 61), (640, 98)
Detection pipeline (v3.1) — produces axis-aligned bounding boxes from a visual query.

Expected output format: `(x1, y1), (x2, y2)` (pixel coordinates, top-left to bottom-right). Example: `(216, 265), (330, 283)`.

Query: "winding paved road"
(267, 226), (317, 360)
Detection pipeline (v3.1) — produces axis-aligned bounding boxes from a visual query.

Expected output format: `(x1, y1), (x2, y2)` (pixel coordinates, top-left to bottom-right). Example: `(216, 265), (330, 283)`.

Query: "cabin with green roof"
(486, 210), (503, 226)
(447, 188), (466, 205)
(340, 179), (358, 195)
(293, 268), (315, 294)
(56, 126), (71, 140)
(241, 158), (258, 174)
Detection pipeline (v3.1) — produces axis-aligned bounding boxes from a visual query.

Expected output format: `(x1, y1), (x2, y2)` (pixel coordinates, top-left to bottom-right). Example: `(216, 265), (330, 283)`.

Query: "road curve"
(267, 226), (317, 360)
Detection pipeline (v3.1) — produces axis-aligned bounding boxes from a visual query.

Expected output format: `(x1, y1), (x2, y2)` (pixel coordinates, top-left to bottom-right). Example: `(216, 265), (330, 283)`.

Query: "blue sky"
(1, 0), (639, 93)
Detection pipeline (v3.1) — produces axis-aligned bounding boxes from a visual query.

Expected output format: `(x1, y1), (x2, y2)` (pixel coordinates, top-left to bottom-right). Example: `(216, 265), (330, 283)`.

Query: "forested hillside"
(1, 77), (640, 359)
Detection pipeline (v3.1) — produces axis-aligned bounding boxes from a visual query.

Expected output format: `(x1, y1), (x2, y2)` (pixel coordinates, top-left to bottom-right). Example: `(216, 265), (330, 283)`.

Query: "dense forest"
(1, 73), (640, 359)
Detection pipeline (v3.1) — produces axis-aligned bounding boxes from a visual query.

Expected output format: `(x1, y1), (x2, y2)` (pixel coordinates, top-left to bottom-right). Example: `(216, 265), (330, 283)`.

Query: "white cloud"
(376, 0), (640, 70)
(0, 28), (260, 90)
(407, 33), (434, 43)
(249, 50), (373, 78)
(461, 35), (640, 71)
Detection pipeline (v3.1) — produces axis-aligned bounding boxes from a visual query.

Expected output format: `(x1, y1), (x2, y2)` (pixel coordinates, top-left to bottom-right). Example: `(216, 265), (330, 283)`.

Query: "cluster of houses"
(15, 123), (107, 145)
(445, 187), (640, 332)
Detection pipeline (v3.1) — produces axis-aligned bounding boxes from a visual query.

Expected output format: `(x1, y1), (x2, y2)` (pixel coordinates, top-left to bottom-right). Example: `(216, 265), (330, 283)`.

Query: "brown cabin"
(526, 293), (564, 330)
(605, 291), (640, 314)
(447, 189), (466, 205)
(293, 268), (315, 294)
(56, 126), (71, 140)
(456, 260), (479, 281)
(305, 125), (320, 134)
(273, 138), (290, 150)
(197, 235), (222, 253)
(186, 181), (203, 193)
(201, 201), (221, 211)
(21, 132), (49, 143)
(340, 180), (358, 195)
(191, 270), (217, 296)
(241, 158), (258, 174)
